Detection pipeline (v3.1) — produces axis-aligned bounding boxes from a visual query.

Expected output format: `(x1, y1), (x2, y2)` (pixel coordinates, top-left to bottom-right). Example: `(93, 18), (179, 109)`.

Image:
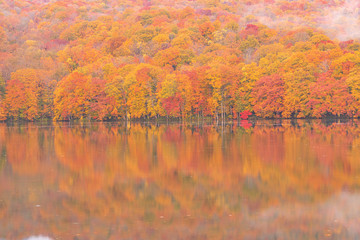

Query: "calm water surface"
(0, 120), (360, 239)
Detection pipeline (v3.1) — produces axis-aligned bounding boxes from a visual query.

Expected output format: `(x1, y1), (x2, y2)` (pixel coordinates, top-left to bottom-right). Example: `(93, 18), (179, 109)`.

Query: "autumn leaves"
(2, 2), (360, 121)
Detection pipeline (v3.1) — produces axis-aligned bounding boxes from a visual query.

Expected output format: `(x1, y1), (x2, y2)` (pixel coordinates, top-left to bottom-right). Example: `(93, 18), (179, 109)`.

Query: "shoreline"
(1, 116), (358, 125)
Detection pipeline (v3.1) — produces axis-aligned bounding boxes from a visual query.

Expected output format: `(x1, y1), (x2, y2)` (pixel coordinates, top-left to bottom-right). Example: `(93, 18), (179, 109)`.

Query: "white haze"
(241, 0), (360, 41)
(24, 236), (53, 240)
(319, 0), (360, 40)
(249, 191), (360, 238)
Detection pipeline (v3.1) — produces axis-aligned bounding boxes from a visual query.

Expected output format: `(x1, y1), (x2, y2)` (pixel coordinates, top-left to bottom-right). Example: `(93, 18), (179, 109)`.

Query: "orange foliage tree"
(5, 69), (41, 120)
(53, 72), (112, 120)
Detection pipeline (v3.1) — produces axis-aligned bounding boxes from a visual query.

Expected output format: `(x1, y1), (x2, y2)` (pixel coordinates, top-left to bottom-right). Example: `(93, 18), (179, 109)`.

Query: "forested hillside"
(1, 0), (360, 121)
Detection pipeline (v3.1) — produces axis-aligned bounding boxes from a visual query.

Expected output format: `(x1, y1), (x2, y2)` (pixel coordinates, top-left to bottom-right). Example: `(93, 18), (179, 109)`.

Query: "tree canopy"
(1, 0), (360, 120)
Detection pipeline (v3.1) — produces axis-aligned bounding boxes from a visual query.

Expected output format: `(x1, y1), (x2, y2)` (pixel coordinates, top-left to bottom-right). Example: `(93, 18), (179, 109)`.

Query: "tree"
(308, 72), (355, 117)
(6, 69), (41, 120)
(105, 70), (128, 119)
(231, 63), (261, 117)
(240, 35), (259, 63)
(158, 74), (182, 118)
(153, 47), (193, 70)
(205, 63), (234, 122)
(346, 66), (360, 115)
(0, 74), (6, 120)
(0, 74), (5, 99)
(282, 68), (314, 118)
(252, 74), (285, 118)
(199, 21), (215, 40)
(54, 72), (89, 120)
(126, 64), (163, 119)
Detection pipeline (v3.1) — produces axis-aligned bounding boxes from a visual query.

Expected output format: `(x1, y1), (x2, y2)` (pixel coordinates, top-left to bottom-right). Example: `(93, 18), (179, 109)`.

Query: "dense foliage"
(1, 0), (360, 120)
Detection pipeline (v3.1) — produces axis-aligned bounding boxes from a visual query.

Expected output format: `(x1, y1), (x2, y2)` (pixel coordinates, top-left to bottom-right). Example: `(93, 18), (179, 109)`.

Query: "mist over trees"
(1, 0), (360, 121)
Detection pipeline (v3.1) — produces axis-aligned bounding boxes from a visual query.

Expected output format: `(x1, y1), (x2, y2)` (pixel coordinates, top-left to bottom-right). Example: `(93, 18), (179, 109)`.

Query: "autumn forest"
(1, 0), (360, 121)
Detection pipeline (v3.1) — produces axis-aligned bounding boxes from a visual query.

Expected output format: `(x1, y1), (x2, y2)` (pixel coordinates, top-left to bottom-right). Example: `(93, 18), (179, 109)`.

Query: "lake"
(0, 120), (360, 239)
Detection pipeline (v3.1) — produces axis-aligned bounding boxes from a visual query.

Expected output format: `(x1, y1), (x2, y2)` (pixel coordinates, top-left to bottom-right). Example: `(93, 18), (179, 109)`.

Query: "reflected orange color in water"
(0, 120), (360, 239)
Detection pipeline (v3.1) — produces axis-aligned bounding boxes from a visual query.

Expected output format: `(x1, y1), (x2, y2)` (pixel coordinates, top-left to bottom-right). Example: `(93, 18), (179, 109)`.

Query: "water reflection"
(0, 120), (360, 239)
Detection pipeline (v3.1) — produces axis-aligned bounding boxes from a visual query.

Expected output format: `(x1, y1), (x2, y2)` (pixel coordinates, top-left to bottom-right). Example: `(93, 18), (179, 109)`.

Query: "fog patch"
(319, 0), (360, 41)
(247, 191), (360, 238)
(24, 236), (53, 240)
(239, 0), (360, 41)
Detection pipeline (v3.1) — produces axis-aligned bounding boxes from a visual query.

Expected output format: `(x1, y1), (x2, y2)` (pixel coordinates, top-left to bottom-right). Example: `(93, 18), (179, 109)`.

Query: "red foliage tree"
(252, 74), (285, 118)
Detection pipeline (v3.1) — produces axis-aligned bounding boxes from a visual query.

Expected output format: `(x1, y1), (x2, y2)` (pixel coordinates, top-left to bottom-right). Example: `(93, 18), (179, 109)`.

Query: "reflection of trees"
(4, 126), (54, 175)
(1, 121), (360, 239)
